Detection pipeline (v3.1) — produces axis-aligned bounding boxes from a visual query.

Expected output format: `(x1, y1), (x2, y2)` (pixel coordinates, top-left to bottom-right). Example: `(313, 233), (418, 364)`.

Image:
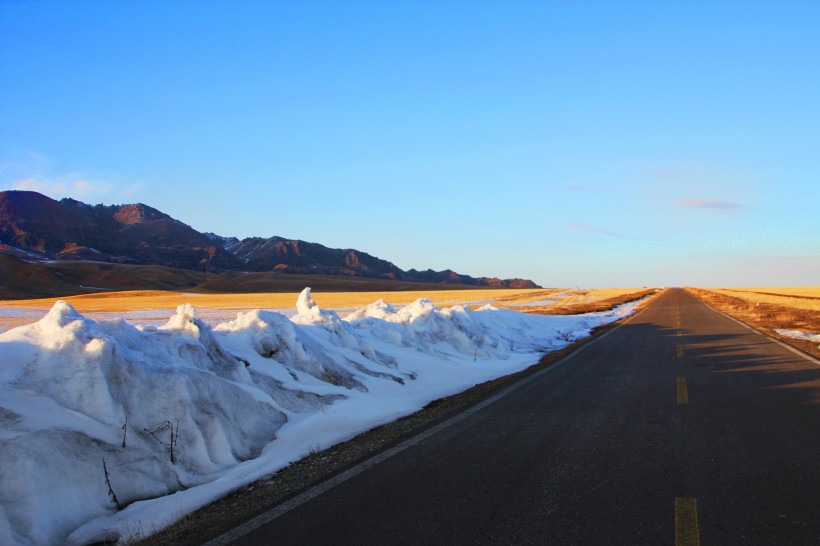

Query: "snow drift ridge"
(0, 288), (640, 544)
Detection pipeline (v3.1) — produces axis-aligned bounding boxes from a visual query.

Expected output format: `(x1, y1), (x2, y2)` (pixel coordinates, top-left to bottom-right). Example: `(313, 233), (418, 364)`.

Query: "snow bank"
(0, 288), (641, 545)
(775, 328), (820, 349)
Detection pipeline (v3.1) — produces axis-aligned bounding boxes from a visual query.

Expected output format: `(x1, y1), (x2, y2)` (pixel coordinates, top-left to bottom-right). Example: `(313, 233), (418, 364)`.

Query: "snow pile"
(775, 328), (820, 349)
(0, 288), (641, 545)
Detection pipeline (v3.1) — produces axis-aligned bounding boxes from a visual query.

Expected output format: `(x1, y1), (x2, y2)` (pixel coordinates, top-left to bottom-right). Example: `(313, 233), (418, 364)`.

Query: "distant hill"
(208, 234), (406, 278)
(0, 190), (242, 270)
(0, 190), (539, 297)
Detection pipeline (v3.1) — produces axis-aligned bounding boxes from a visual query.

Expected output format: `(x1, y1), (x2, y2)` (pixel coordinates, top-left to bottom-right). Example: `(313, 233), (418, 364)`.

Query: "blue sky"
(1, 1), (818, 287)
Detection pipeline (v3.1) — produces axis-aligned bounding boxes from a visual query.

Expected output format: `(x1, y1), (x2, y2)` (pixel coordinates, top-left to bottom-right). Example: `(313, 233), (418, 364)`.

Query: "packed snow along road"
(0, 288), (644, 545)
(775, 328), (820, 349)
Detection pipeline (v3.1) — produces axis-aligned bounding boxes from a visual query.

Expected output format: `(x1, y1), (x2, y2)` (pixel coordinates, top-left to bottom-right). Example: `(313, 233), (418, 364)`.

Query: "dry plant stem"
(102, 458), (122, 511)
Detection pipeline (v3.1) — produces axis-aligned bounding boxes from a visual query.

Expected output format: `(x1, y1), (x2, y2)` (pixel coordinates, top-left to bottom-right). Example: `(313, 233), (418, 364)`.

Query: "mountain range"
(0, 190), (538, 298)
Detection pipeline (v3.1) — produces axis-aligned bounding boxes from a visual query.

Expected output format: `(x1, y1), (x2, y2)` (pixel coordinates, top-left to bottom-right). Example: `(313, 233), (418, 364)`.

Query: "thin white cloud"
(6, 178), (49, 192)
(1, 150), (147, 203)
(568, 223), (660, 242)
(569, 223), (640, 240)
(676, 199), (741, 210)
(9, 177), (94, 197)
(545, 184), (587, 192)
(675, 199), (742, 212)
(569, 223), (619, 237)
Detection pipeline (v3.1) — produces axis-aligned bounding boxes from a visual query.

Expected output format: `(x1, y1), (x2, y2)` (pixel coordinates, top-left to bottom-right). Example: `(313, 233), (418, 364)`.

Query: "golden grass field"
(0, 288), (545, 313)
(0, 287), (654, 332)
(0, 287), (655, 313)
(708, 287), (820, 312)
(686, 286), (820, 359)
(547, 288), (655, 307)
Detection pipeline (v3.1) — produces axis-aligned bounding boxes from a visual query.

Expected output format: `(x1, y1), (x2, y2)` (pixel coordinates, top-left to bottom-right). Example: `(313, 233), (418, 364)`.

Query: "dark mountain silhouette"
(0, 191), (242, 270)
(204, 234), (537, 288)
(213, 235), (406, 278)
(0, 191), (539, 294)
(403, 269), (538, 289)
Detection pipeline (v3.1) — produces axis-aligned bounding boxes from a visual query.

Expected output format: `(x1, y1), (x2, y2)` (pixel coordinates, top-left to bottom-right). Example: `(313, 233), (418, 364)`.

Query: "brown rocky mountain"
(212, 235), (406, 278)
(0, 191), (243, 270)
(0, 190), (540, 293)
(403, 269), (539, 289)
(207, 234), (537, 288)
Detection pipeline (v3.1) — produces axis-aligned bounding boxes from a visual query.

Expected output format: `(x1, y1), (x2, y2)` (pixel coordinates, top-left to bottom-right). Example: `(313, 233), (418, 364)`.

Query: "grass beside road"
(0, 287), (653, 315)
(526, 288), (659, 315)
(686, 287), (820, 360)
(0, 286), (657, 334)
(706, 287), (820, 312)
(0, 288), (548, 314)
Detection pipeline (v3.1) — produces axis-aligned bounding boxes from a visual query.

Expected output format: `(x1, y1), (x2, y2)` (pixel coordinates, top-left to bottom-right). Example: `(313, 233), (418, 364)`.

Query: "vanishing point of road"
(209, 288), (820, 545)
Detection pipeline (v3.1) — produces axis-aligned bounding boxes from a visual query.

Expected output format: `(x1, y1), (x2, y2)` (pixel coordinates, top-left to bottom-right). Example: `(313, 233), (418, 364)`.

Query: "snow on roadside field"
(0, 288), (641, 545)
(775, 328), (820, 349)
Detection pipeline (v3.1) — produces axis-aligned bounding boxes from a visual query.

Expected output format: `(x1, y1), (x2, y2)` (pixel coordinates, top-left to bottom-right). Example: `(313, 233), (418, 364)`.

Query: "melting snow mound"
(775, 328), (820, 349)
(0, 287), (642, 544)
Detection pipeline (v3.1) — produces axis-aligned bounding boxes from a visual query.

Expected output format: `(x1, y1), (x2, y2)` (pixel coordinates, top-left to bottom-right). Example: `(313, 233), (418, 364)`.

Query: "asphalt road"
(214, 288), (820, 545)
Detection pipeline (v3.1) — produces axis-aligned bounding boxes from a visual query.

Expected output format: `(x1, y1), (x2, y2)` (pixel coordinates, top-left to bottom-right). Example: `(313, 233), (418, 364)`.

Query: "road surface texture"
(211, 288), (820, 545)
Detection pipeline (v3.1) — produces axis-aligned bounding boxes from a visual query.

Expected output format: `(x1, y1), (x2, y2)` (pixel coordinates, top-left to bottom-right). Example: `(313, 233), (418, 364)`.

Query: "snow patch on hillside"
(0, 288), (641, 544)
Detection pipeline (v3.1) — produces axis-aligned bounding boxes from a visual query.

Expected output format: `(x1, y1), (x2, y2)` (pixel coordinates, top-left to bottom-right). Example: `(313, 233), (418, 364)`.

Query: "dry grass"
(0, 287), (653, 314)
(511, 288), (658, 315)
(686, 287), (820, 359)
(550, 288), (652, 306)
(0, 288), (552, 315)
(708, 287), (820, 312)
(0, 287), (660, 334)
(720, 286), (820, 298)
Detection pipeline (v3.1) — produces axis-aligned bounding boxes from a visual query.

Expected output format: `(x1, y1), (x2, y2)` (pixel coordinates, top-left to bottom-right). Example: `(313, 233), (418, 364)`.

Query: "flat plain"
(707, 286), (820, 311)
(0, 287), (653, 333)
(687, 286), (820, 358)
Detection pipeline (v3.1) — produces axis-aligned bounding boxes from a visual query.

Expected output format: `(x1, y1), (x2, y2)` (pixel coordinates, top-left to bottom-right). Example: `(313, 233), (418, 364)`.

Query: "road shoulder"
(137, 293), (660, 545)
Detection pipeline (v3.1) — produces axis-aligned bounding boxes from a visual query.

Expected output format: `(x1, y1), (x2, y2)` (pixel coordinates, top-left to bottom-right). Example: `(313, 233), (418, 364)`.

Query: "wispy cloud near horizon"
(569, 224), (636, 240)
(8, 177), (93, 198)
(544, 184), (587, 193)
(676, 199), (741, 210)
(1, 150), (147, 204)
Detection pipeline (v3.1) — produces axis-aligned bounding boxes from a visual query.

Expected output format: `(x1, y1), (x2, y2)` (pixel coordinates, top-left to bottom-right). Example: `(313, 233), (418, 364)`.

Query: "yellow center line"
(676, 345), (684, 358)
(677, 377), (689, 404)
(675, 497), (700, 545)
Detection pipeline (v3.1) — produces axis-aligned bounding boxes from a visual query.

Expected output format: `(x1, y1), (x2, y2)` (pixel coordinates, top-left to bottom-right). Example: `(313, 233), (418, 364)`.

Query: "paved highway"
(212, 288), (820, 545)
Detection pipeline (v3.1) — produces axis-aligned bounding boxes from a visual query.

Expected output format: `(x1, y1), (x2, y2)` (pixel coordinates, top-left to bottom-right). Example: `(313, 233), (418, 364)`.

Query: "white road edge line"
(698, 299), (820, 366)
(202, 297), (654, 545)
